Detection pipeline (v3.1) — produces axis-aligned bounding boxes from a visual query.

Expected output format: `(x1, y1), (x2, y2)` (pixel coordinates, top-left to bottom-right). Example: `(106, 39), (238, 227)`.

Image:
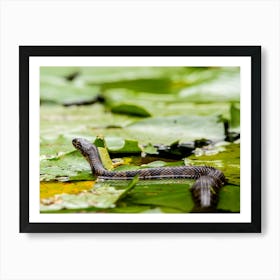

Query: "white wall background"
(0, 0), (279, 279)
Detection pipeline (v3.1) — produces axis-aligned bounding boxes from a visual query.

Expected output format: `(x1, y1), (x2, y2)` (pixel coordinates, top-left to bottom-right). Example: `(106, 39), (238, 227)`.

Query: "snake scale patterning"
(72, 138), (227, 208)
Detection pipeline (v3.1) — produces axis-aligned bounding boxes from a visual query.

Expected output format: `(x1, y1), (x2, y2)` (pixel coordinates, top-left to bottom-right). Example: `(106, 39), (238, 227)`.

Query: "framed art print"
(19, 46), (261, 233)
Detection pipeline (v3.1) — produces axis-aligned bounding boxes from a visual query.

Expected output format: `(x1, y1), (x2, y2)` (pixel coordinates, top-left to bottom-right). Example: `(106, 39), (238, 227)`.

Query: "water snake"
(72, 138), (226, 208)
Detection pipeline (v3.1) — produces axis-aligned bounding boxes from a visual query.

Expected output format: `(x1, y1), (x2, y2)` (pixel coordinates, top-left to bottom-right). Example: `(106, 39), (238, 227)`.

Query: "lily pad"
(126, 115), (224, 144)
(40, 176), (139, 211)
(179, 68), (240, 102)
(217, 185), (240, 212)
(40, 104), (141, 144)
(103, 88), (232, 118)
(142, 143), (158, 155)
(77, 67), (181, 84)
(40, 150), (93, 182)
(41, 66), (80, 79)
(230, 102), (240, 129)
(41, 81), (100, 105)
(111, 103), (151, 117)
(100, 78), (174, 94)
(40, 181), (94, 199)
(93, 136), (114, 170)
(105, 137), (142, 154)
(123, 179), (195, 212)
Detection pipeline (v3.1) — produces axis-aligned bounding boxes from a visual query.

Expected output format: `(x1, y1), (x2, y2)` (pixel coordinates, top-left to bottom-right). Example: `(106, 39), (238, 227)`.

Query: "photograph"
(39, 66), (240, 214)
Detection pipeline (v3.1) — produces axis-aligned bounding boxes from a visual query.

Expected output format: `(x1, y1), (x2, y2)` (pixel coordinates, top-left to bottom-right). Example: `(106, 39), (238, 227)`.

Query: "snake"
(72, 138), (226, 208)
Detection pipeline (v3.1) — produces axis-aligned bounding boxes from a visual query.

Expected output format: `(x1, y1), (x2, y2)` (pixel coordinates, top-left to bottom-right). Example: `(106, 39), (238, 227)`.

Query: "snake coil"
(73, 138), (226, 208)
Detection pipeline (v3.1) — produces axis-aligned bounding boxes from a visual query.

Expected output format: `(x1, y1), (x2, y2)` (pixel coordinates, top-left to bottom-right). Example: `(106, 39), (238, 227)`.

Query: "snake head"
(72, 138), (95, 158)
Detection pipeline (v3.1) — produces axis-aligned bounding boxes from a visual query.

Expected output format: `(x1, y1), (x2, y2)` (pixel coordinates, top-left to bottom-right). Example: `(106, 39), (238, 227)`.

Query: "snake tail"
(190, 175), (222, 208)
(72, 138), (226, 209)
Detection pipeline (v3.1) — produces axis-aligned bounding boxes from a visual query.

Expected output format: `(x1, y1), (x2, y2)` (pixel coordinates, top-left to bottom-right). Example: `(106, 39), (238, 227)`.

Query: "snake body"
(72, 138), (226, 208)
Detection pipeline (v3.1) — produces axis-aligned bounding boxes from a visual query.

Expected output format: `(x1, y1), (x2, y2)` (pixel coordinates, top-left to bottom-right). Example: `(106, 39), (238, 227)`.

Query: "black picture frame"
(20, 46), (261, 233)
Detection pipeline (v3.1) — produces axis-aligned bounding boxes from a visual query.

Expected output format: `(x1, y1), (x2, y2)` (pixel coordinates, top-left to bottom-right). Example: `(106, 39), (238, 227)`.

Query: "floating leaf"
(101, 78), (174, 93)
(111, 103), (151, 117)
(40, 177), (139, 211)
(104, 137), (142, 154)
(40, 150), (93, 182)
(94, 136), (114, 170)
(179, 68), (240, 102)
(123, 179), (195, 212)
(40, 181), (94, 199)
(127, 115), (224, 144)
(41, 82), (100, 104)
(217, 185), (240, 212)
(41, 66), (80, 78)
(230, 102), (240, 129)
(77, 67), (181, 84)
(141, 161), (167, 168)
(142, 143), (158, 155)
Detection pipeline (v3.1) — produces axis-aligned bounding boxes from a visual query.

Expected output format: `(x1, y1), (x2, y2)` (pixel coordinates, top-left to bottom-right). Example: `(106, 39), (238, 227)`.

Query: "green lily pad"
(123, 179), (195, 212)
(41, 81), (100, 104)
(217, 185), (240, 212)
(40, 176), (138, 211)
(40, 104), (141, 144)
(111, 103), (151, 117)
(41, 66), (80, 78)
(127, 115), (224, 144)
(141, 161), (167, 168)
(142, 143), (158, 154)
(40, 181), (95, 199)
(230, 102), (240, 129)
(100, 78), (174, 94)
(93, 136), (114, 170)
(178, 68), (240, 102)
(77, 67), (180, 84)
(40, 150), (93, 182)
(105, 137), (142, 154)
